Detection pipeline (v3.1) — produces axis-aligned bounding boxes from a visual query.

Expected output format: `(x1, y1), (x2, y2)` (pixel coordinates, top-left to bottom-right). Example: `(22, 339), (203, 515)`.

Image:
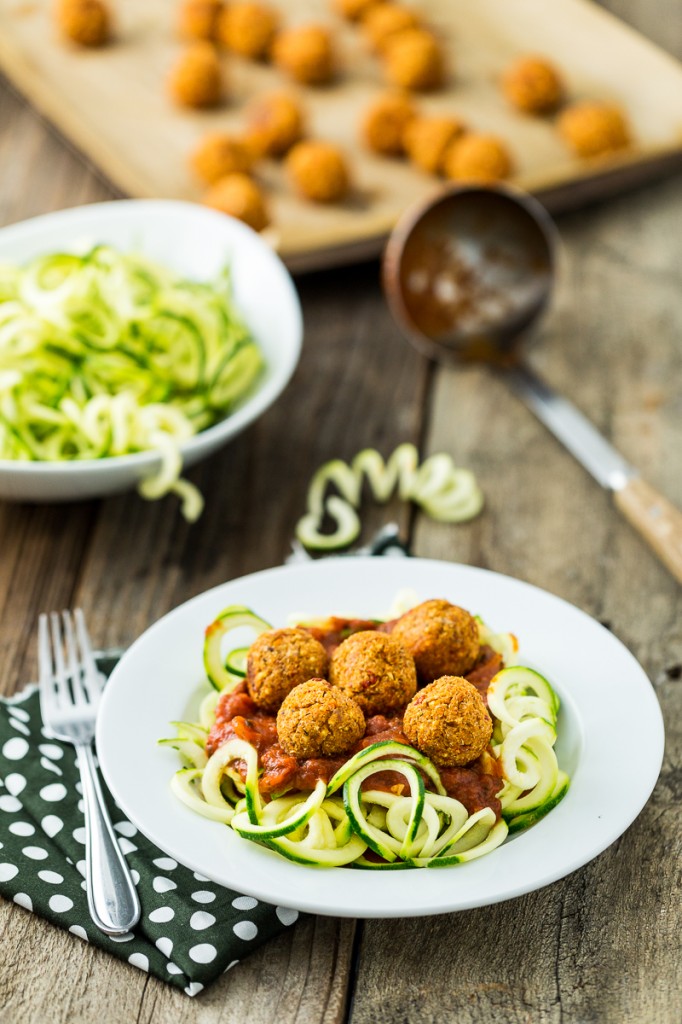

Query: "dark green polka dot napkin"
(0, 656), (302, 997)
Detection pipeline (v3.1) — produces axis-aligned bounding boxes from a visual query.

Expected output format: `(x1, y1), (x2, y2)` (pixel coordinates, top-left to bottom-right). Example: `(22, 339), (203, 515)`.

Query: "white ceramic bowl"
(0, 200), (302, 502)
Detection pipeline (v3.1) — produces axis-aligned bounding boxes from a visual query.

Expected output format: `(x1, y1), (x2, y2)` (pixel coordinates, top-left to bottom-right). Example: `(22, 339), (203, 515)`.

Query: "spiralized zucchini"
(295, 443), (484, 551)
(0, 246), (265, 520)
(160, 604), (569, 869)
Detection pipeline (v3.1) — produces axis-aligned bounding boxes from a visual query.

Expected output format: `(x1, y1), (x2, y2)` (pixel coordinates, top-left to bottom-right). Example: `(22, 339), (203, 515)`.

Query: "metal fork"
(38, 609), (141, 937)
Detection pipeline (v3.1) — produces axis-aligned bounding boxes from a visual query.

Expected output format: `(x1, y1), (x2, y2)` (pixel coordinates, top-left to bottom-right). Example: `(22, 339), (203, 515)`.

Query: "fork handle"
(76, 744), (141, 936)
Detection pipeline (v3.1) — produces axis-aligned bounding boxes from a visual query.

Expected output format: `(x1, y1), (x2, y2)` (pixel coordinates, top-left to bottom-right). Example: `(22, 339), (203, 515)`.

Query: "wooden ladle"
(383, 184), (682, 585)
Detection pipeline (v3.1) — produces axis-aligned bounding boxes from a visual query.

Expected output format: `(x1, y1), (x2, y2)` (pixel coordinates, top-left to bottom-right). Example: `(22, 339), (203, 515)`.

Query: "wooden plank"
(0, 906), (356, 1024)
(350, 18), (682, 1017)
(0, 83), (112, 697)
(3, 0), (682, 267)
(0, 74), (428, 1024)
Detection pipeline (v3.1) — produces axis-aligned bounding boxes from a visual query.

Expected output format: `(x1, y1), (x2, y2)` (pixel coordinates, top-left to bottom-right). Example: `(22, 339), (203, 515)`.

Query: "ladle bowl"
(382, 184), (682, 585)
(384, 184), (557, 365)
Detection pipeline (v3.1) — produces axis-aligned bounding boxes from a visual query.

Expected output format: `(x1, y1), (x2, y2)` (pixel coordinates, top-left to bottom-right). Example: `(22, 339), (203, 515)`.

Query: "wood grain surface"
(0, 1), (681, 1022)
(3, 0), (682, 269)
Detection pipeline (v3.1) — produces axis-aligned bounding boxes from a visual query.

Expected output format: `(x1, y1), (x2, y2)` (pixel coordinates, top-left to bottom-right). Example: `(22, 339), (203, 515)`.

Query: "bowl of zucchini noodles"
(0, 199), (302, 516)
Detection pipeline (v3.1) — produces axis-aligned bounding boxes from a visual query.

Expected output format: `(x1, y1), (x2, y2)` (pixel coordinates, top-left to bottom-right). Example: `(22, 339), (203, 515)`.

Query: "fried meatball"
(168, 41), (223, 108)
(202, 173), (270, 232)
(272, 25), (335, 85)
(362, 3), (419, 53)
(383, 29), (445, 92)
(403, 676), (492, 767)
(557, 101), (630, 158)
(245, 92), (305, 157)
(329, 630), (417, 715)
(246, 628), (329, 710)
(502, 55), (564, 115)
(177, 0), (222, 41)
(334, 0), (382, 22)
(217, 2), (279, 60)
(391, 599), (480, 682)
(403, 114), (467, 174)
(276, 678), (366, 758)
(443, 133), (513, 183)
(361, 91), (416, 156)
(286, 141), (350, 202)
(192, 132), (255, 184)
(56, 0), (111, 47)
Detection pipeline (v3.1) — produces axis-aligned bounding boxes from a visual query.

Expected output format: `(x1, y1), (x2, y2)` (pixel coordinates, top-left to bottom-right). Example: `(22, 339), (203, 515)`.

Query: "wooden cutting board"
(2, 0), (682, 271)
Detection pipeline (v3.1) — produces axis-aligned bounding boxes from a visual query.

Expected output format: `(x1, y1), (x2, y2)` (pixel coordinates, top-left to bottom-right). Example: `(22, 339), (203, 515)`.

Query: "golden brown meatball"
(361, 91), (416, 156)
(334, 0), (382, 22)
(329, 630), (417, 715)
(246, 628), (329, 710)
(391, 599), (480, 683)
(276, 678), (366, 758)
(245, 92), (305, 157)
(177, 0), (222, 41)
(383, 29), (445, 92)
(403, 114), (467, 174)
(168, 41), (224, 108)
(202, 173), (270, 232)
(403, 676), (492, 767)
(443, 133), (513, 183)
(272, 25), (336, 85)
(502, 55), (564, 115)
(286, 141), (350, 202)
(217, 2), (279, 60)
(192, 133), (256, 184)
(56, 0), (111, 47)
(557, 101), (630, 158)
(362, 3), (419, 53)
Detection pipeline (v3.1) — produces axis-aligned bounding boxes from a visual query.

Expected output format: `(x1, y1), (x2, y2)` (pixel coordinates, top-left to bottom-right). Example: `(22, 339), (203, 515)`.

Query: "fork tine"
(62, 610), (89, 707)
(74, 608), (103, 700)
(38, 613), (57, 726)
(49, 612), (67, 709)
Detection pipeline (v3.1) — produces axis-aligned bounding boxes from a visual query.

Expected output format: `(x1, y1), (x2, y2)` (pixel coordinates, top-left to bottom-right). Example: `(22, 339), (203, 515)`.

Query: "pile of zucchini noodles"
(295, 443), (484, 551)
(0, 246), (264, 519)
(160, 604), (569, 869)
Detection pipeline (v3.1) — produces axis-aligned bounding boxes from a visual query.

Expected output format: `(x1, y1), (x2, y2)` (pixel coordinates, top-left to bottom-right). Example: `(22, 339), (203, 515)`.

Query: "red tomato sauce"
(205, 620), (504, 818)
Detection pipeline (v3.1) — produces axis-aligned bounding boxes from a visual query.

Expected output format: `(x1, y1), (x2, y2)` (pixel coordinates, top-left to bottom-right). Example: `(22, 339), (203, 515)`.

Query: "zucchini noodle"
(295, 443), (484, 551)
(160, 601), (569, 869)
(0, 245), (265, 520)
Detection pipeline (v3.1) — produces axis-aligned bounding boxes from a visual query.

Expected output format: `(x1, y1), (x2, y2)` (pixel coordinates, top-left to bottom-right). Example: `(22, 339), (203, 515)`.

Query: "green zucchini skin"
(203, 605), (271, 691)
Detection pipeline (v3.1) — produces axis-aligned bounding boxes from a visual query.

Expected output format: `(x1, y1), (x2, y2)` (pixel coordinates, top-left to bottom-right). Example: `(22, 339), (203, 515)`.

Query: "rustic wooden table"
(0, 2), (680, 1021)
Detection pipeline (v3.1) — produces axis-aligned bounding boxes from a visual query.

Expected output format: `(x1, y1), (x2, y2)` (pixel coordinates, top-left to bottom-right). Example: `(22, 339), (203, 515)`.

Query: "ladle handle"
(614, 477), (682, 585)
(506, 363), (682, 585)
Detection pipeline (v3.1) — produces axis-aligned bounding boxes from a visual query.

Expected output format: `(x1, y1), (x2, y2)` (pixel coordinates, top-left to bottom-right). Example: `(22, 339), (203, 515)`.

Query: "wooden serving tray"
(2, 0), (682, 271)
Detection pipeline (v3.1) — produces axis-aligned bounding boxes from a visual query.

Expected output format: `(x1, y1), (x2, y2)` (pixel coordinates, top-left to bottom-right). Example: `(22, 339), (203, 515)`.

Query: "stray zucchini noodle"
(295, 443), (484, 551)
(0, 245), (265, 520)
(160, 601), (569, 869)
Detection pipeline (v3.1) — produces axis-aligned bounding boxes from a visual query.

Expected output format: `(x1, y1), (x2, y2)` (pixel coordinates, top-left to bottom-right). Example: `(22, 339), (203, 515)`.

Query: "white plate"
(0, 199), (302, 502)
(97, 558), (664, 919)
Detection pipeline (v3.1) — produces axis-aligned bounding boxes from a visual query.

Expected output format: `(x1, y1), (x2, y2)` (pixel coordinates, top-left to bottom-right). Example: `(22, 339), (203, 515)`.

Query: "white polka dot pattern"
(233, 921), (259, 941)
(5, 774), (27, 796)
(149, 906), (175, 924)
(232, 895), (258, 911)
(0, 686), (300, 998)
(3, 737), (29, 760)
(189, 943), (217, 964)
(191, 890), (216, 904)
(276, 907), (300, 926)
(190, 911), (216, 930)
